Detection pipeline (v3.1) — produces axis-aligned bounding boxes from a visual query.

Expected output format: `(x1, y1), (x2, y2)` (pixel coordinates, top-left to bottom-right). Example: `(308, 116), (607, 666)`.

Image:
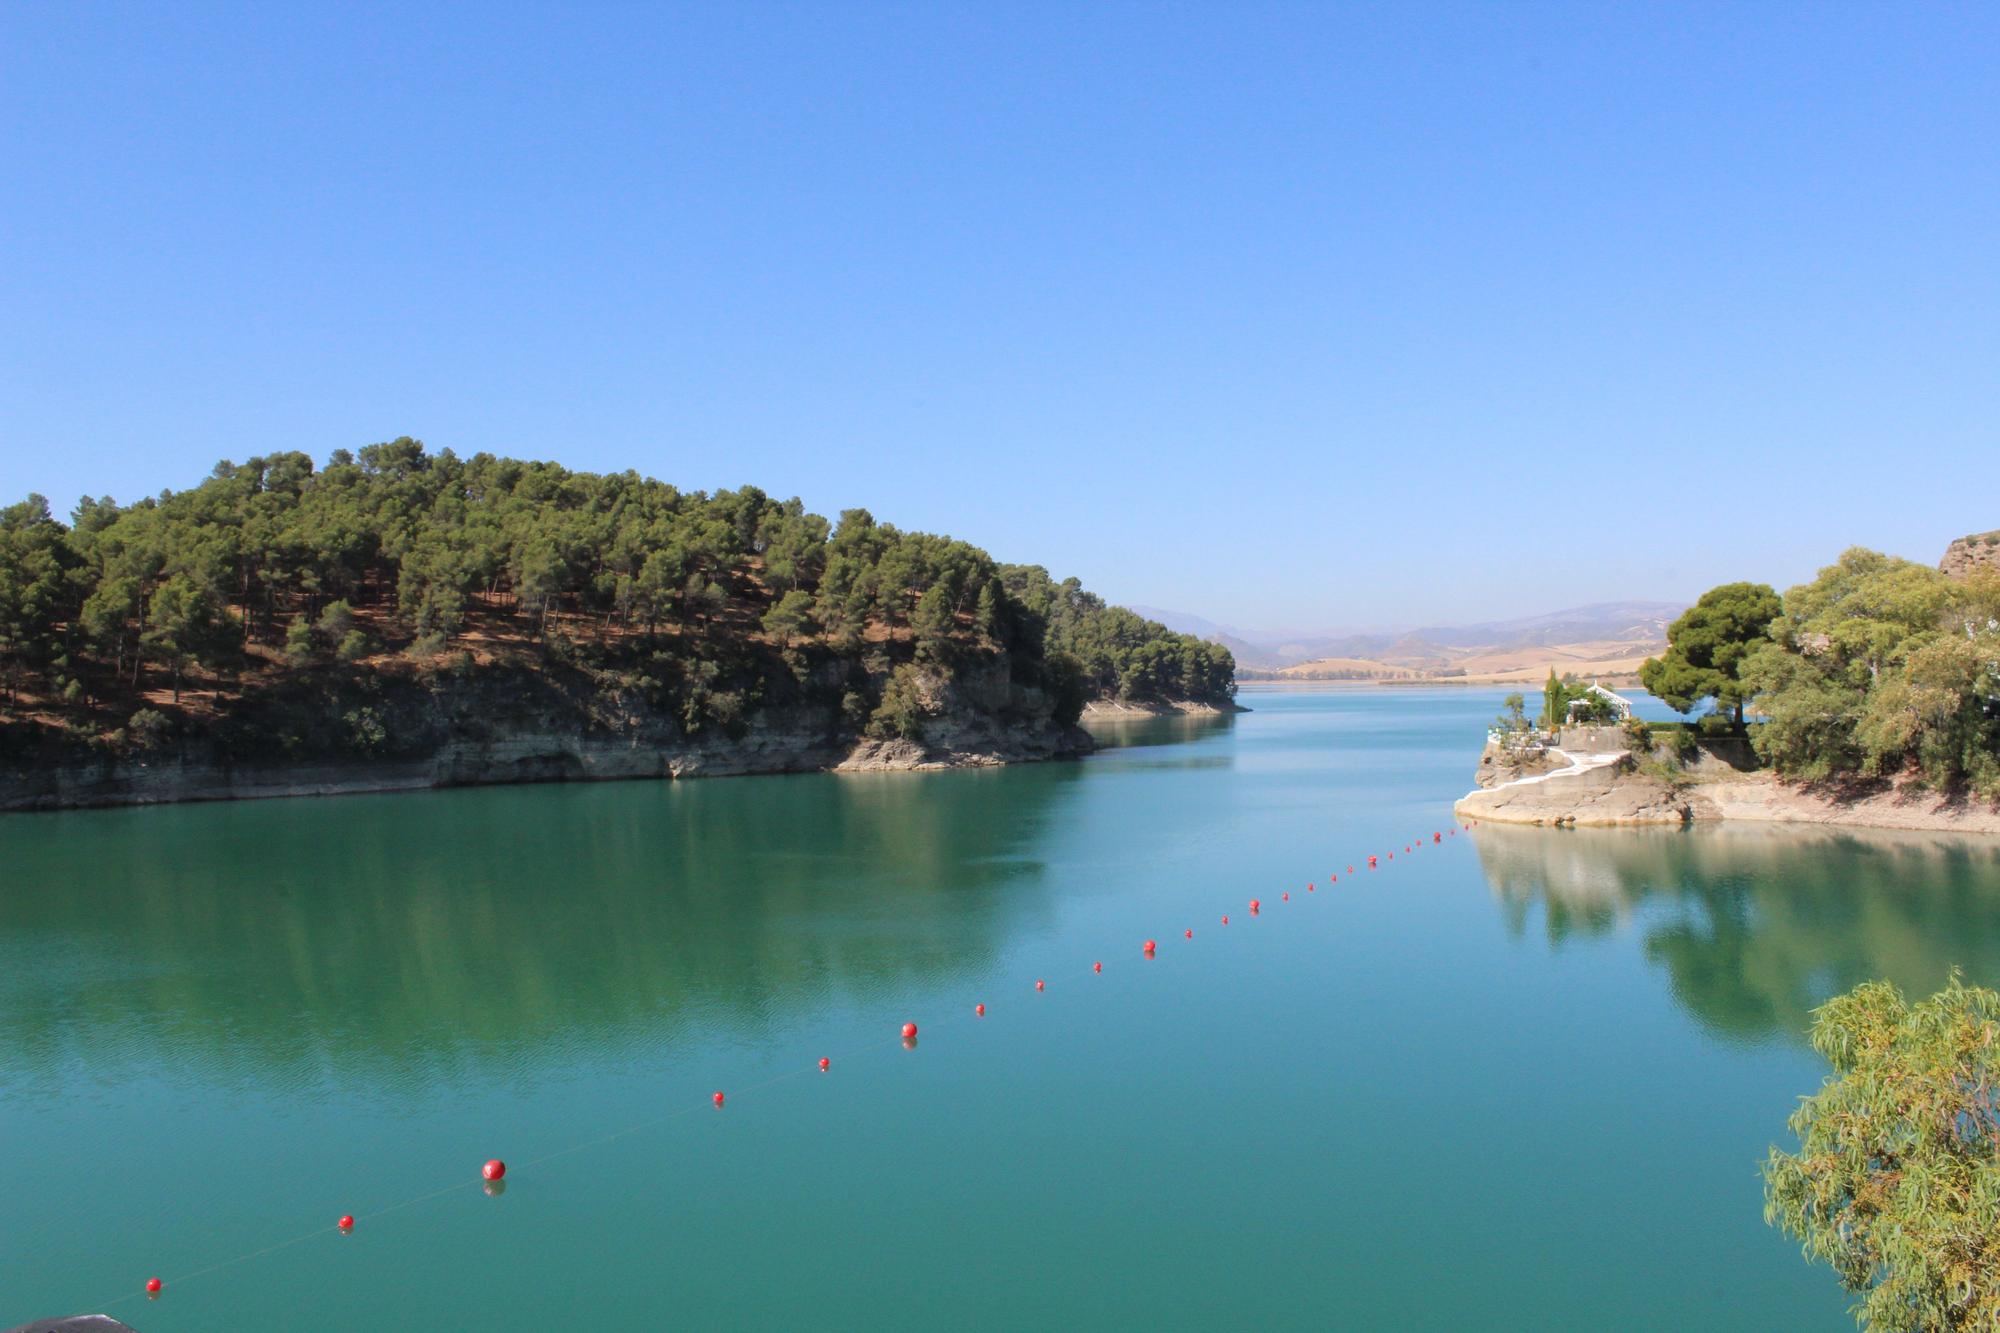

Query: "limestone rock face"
(1457, 754), (1711, 826)
(0, 657), (1095, 812)
(1942, 530), (2000, 580)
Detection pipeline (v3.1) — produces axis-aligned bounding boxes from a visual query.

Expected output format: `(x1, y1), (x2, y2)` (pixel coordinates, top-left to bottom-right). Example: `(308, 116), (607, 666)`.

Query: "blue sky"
(3, 3), (1994, 628)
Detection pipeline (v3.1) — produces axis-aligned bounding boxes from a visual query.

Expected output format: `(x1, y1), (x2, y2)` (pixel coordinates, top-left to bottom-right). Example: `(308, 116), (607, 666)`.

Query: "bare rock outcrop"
(0, 657), (1094, 813)
(1942, 530), (2000, 581)
(1458, 754), (1713, 826)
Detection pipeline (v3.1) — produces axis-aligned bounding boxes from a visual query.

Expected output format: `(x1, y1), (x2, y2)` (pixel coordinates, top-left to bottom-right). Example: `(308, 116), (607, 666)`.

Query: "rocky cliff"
(0, 657), (1091, 813)
(1942, 530), (2000, 580)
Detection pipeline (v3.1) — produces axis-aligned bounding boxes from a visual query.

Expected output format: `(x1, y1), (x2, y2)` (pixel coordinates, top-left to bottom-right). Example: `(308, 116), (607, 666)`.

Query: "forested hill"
(0, 440), (1234, 799)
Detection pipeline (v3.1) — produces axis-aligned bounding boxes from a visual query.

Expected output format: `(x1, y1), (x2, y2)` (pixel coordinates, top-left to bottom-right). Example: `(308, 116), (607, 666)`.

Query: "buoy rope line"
(89, 823), (1474, 1315)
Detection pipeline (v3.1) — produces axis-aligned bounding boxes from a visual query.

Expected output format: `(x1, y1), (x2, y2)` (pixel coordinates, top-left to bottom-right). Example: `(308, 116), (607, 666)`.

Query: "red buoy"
(1036, 979), (1045, 991)
(146, 1278), (163, 1296)
(1093, 961), (1103, 973)
(1143, 939), (1157, 954)
(1347, 865), (1355, 874)
(976, 1002), (986, 1016)
(482, 1159), (506, 1182)
(1331, 874), (1338, 883)
(1221, 915), (1230, 925)
(1249, 899), (1260, 914)
(1184, 928), (1193, 938)
(818, 1056), (830, 1071)
(339, 1214), (355, 1231)
(1434, 832), (1442, 842)
(1308, 882), (1314, 892)
(902, 1022), (918, 1040)
(1282, 891), (1289, 901)
(712, 1091), (725, 1107)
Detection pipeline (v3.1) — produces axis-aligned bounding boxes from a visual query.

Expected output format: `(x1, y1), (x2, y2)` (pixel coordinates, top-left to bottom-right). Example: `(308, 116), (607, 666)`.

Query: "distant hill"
(1130, 600), (1687, 683)
(0, 441), (1238, 810)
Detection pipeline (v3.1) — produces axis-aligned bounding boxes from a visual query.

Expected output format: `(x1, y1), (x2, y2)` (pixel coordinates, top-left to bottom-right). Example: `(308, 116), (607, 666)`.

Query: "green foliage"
(1038, 650), (1090, 728)
(126, 707), (170, 748)
(1494, 692), (1528, 733)
(760, 589), (814, 648)
(1741, 551), (1999, 795)
(343, 707), (388, 754)
(868, 662), (939, 740)
(143, 572), (234, 702)
(1763, 975), (2000, 1331)
(1537, 671), (1615, 726)
(1569, 689), (1621, 725)
(0, 495), (80, 704)
(839, 689), (870, 729)
(1640, 581), (1781, 722)
(0, 442), (1232, 758)
(973, 581), (1000, 643)
(1778, 549), (1958, 684)
(998, 566), (1234, 706)
(911, 583), (955, 660)
(1621, 717), (1652, 753)
(1541, 669), (1566, 730)
(1696, 711), (1740, 738)
(316, 599), (355, 643)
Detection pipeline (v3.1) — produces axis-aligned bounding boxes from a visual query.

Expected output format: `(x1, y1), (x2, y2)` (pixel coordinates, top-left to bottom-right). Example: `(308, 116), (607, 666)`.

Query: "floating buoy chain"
(103, 819), (1472, 1312)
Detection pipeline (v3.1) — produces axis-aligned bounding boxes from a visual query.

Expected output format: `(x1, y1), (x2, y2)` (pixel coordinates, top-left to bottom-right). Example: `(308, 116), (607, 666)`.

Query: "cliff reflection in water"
(0, 762), (1079, 1093)
(1472, 824), (2000, 1044)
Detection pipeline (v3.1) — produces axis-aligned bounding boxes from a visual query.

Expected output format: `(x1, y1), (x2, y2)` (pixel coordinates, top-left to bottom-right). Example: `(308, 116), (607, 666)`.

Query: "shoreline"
(2, 691), (1245, 815)
(1079, 698), (1248, 718)
(0, 723), (1098, 816)
(1454, 757), (2000, 836)
(1238, 674), (1644, 689)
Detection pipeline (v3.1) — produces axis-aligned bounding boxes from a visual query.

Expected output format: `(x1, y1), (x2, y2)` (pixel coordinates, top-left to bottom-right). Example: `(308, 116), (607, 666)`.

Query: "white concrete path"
(1488, 748), (1630, 790)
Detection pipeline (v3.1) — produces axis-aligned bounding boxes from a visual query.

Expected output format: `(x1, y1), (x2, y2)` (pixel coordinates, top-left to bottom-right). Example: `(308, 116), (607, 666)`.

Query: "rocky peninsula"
(1454, 726), (2000, 836)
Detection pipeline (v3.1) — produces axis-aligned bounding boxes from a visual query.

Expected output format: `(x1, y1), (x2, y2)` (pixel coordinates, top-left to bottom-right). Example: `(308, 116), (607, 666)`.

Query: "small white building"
(1565, 682), (1634, 723)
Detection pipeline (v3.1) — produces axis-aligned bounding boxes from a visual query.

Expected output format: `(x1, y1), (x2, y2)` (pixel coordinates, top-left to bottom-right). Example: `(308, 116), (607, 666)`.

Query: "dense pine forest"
(0, 440), (1234, 775)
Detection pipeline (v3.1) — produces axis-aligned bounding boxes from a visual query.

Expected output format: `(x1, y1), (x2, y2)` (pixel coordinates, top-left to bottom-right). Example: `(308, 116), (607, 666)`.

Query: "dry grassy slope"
(1259, 635), (1664, 684)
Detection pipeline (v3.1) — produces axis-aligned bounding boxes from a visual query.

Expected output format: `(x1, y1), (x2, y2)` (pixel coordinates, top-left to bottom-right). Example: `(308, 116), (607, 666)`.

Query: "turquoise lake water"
(6, 684), (2000, 1329)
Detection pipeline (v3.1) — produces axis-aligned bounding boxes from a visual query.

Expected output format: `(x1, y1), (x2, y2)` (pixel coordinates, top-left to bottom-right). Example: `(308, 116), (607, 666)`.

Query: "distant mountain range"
(1130, 601), (1688, 683)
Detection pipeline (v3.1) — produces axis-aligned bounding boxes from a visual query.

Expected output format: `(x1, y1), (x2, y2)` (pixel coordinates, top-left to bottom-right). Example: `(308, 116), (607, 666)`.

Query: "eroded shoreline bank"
(1455, 752), (2000, 836)
(0, 723), (1097, 814)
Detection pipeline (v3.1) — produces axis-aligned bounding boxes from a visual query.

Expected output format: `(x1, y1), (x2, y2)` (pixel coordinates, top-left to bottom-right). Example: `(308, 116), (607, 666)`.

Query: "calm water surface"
(6, 685), (2000, 1329)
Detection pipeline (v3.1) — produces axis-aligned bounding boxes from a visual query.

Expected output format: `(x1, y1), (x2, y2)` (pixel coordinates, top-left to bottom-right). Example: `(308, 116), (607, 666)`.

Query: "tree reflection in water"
(1473, 823), (2000, 1044)
(0, 761), (1082, 1092)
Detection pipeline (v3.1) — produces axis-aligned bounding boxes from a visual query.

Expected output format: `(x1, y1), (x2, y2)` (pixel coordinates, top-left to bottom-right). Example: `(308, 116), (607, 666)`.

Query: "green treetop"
(1742, 550), (1999, 794)
(0, 440), (1237, 743)
(1640, 580), (1782, 724)
(1763, 975), (2000, 1331)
